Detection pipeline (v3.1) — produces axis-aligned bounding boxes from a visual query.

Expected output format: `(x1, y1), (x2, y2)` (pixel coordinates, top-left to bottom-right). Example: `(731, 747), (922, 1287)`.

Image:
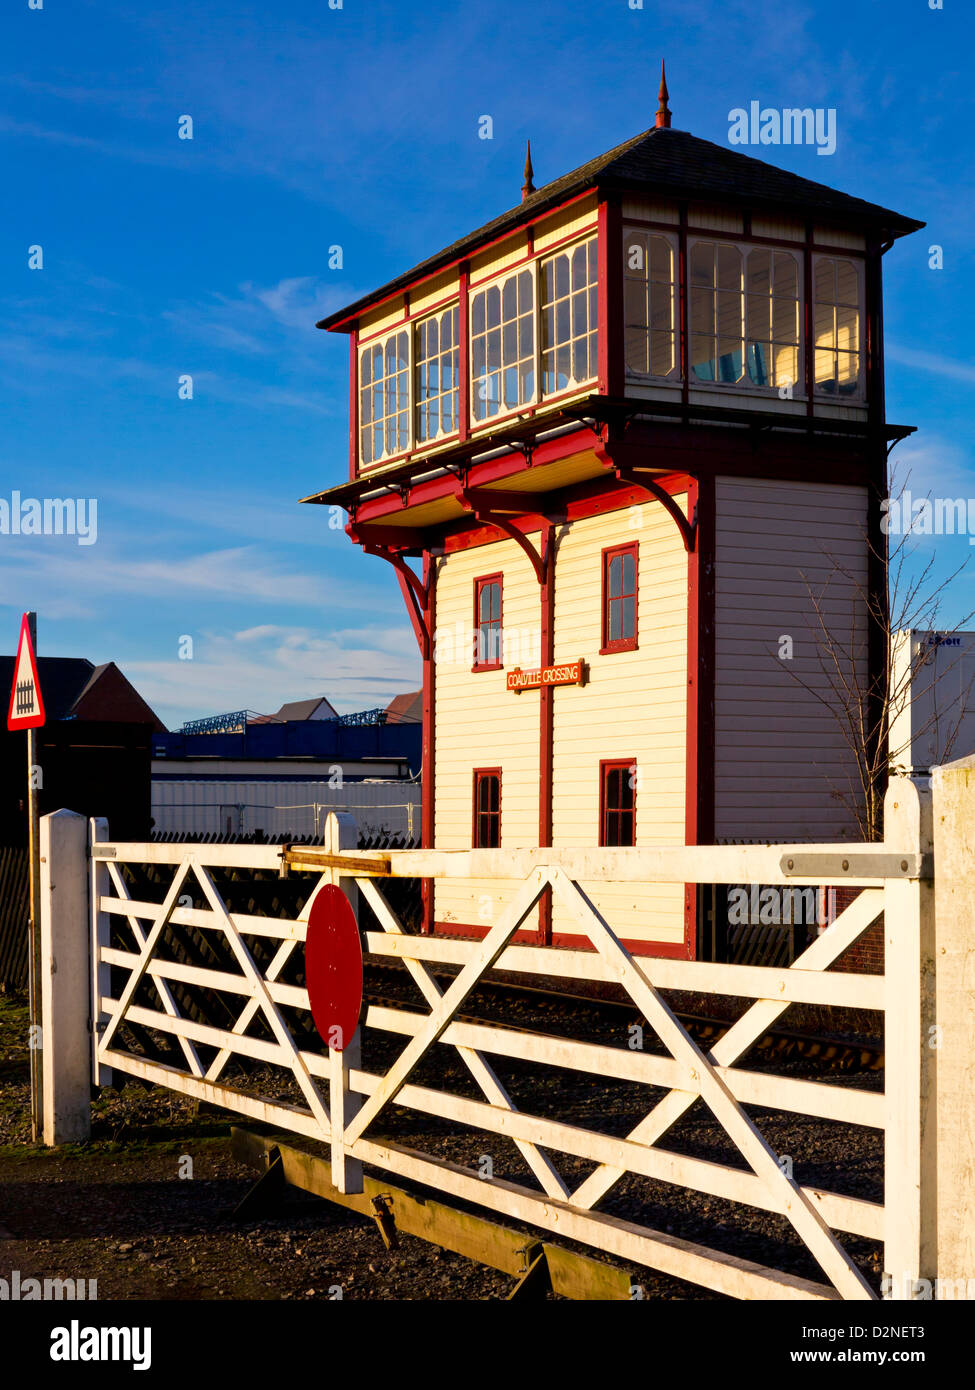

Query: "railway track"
(363, 958), (884, 1073)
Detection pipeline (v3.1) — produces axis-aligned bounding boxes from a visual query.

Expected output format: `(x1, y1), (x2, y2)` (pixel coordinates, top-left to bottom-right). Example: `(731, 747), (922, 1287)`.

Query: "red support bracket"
(362, 545), (431, 658)
(458, 489), (548, 586)
(592, 436), (697, 553)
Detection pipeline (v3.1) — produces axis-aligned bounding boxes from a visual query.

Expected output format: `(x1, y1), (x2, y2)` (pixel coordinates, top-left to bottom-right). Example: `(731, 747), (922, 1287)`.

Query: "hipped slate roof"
(318, 124), (924, 332)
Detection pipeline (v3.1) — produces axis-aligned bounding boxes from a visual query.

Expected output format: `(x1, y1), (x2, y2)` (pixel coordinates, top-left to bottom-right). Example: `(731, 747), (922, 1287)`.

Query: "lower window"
(473, 768), (502, 848)
(600, 760), (636, 847)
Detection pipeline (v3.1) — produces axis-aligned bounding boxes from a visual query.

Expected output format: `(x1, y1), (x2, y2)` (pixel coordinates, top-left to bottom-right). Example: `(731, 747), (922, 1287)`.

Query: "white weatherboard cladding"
(433, 498), (688, 946)
(551, 499), (688, 945)
(713, 476), (869, 841)
(433, 536), (542, 933)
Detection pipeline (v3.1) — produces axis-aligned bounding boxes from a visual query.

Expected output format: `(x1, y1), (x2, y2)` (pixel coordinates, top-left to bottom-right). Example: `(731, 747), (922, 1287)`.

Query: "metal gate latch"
(370, 1193), (399, 1250)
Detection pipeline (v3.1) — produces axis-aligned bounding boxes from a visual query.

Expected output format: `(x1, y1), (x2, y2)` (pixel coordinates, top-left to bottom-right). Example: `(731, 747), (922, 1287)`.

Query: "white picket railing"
(39, 770), (972, 1301)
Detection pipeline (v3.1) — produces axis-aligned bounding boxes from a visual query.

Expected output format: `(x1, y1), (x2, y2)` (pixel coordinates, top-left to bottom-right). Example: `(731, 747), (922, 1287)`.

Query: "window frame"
(811, 253), (865, 402)
(599, 759), (637, 848)
(687, 236), (804, 396)
(357, 323), (414, 470)
(472, 767), (502, 849)
(622, 226), (680, 383)
(538, 234), (599, 399)
(472, 572), (504, 672)
(413, 300), (462, 448)
(468, 263), (539, 427)
(600, 541), (639, 655)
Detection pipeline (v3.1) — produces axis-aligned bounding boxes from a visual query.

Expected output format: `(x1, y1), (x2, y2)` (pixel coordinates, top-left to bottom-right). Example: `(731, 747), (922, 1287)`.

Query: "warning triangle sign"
(7, 614), (45, 731)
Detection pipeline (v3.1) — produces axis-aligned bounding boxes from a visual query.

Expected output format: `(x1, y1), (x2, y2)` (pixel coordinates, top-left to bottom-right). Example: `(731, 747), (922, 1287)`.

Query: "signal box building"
(305, 78), (922, 958)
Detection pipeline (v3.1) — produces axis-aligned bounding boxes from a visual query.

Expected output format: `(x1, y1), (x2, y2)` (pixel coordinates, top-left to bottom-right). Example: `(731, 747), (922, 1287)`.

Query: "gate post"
(323, 811), (363, 1194)
(39, 809), (91, 1146)
(882, 775), (936, 1298)
(930, 754), (975, 1292)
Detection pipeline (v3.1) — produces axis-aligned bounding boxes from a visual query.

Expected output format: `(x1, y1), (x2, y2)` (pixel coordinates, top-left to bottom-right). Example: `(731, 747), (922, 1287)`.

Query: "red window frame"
(473, 573), (504, 671)
(472, 767), (502, 848)
(599, 759), (637, 847)
(601, 542), (639, 654)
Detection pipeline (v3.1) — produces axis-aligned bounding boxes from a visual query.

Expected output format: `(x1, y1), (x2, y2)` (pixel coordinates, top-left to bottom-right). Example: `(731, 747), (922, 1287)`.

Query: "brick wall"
(830, 886), (884, 974)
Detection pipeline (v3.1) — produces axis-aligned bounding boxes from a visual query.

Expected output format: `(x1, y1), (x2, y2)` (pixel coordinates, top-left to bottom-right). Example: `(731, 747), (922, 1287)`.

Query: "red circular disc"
(304, 885), (363, 1051)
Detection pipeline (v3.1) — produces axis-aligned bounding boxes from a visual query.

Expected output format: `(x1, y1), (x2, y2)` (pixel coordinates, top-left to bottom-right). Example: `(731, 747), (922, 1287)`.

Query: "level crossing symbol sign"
(6, 613), (45, 731)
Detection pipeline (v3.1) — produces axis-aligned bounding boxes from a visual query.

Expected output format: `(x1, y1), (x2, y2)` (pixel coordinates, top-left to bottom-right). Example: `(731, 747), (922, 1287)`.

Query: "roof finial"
(521, 140), (535, 201)
(655, 60), (671, 129)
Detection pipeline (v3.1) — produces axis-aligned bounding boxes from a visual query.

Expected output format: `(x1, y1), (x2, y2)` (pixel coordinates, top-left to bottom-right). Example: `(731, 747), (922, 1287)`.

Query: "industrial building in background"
(150, 691), (422, 841)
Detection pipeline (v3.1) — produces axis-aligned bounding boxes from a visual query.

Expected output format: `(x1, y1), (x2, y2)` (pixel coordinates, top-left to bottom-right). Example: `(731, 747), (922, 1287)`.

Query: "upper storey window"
(745, 248), (800, 391)
(540, 238), (598, 394)
(813, 257), (862, 397)
(690, 242), (800, 391)
(471, 269), (535, 421)
(690, 241), (745, 384)
(416, 305), (460, 444)
(624, 231), (677, 379)
(360, 329), (409, 466)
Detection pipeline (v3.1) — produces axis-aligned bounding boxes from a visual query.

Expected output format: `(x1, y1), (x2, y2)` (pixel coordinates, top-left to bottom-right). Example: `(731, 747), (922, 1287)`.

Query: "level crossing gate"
(37, 768), (975, 1300)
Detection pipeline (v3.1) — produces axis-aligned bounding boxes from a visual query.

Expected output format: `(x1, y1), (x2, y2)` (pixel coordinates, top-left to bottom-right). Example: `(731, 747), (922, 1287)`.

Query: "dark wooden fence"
(0, 845), (28, 991)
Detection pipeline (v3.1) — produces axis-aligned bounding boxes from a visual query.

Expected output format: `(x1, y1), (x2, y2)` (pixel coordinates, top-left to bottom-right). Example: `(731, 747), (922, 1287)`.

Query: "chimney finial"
(521, 140), (535, 201)
(655, 60), (671, 129)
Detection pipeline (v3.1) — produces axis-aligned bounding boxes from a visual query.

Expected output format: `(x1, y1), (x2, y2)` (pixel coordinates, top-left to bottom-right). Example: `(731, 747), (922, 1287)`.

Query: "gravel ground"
(0, 981), (885, 1301)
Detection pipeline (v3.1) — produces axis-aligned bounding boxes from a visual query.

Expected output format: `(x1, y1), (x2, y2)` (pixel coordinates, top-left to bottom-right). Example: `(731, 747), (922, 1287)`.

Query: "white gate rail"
(38, 771), (974, 1301)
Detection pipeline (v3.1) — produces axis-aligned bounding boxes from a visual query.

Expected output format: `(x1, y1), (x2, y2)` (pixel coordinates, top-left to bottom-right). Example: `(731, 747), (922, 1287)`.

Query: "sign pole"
(26, 612), (43, 1142)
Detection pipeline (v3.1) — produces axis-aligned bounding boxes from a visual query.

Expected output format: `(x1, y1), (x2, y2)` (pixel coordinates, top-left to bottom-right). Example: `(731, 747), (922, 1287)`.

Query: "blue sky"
(1, 0), (973, 728)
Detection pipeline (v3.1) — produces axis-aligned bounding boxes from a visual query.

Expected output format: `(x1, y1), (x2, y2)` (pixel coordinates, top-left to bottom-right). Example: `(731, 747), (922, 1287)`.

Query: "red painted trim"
(472, 572), (504, 671)
(421, 552), (436, 933)
(469, 225), (594, 289)
(600, 541), (639, 654)
(472, 767), (502, 848)
(432, 921), (690, 958)
(442, 471), (695, 556)
(458, 262), (470, 442)
(348, 328), (359, 481)
(358, 291), (460, 347)
(599, 758), (637, 848)
(326, 189), (598, 333)
(538, 521), (555, 946)
(597, 199), (623, 397)
(683, 474), (715, 959)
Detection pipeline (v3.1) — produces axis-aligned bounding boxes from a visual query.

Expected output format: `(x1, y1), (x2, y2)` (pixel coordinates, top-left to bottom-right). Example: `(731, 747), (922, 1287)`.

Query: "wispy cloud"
(124, 623), (420, 727)
(0, 542), (389, 618)
(887, 344), (975, 386)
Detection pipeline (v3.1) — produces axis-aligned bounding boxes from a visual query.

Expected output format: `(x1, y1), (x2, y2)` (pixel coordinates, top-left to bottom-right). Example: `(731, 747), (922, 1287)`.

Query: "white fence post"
(882, 775), (936, 1298)
(39, 809), (92, 1146)
(324, 811), (363, 1194)
(89, 817), (113, 1089)
(930, 754), (975, 1291)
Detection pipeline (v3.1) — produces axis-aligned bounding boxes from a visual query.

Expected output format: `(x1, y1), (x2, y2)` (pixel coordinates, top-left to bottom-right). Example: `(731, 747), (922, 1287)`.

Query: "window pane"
(540, 236), (597, 394)
(690, 242), (715, 286)
(502, 276), (517, 321)
(814, 259), (834, 303)
(621, 595), (635, 639)
(621, 551), (635, 593)
(836, 260), (858, 305)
